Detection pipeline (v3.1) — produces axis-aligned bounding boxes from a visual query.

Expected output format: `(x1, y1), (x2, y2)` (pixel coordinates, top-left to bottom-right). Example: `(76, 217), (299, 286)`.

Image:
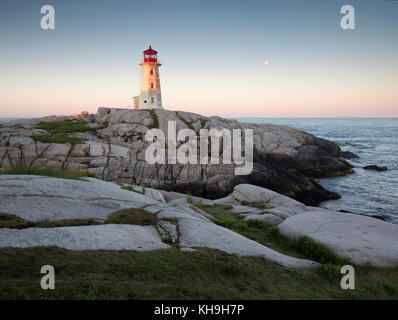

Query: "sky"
(0, 0), (397, 118)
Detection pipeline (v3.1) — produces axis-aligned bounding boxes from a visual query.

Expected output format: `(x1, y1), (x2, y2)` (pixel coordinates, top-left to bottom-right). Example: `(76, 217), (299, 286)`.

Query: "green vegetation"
(105, 208), (157, 226)
(32, 119), (107, 145)
(316, 264), (341, 282)
(31, 134), (84, 144)
(0, 247), (397, 300)
(0, 213), (102, 229)
(383, 282), (398, 295)
(148, 110), (159, 129)
(200, 118), (208, 129)
(0, 213), (33, 229)
(201, 204), (350, 265)
(1, 168), (95, 180)
(35, 119), (98, 134)
(0, 208), (156, 229)
(121, 185), (146, 195)
(186, 192), (193, 204)
(35, 218), (103, 228)
(1, 191), (397, 299)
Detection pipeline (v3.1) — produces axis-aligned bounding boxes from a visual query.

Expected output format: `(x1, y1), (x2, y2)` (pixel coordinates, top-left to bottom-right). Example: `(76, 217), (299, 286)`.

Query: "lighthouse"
(133, 46), (163, 109)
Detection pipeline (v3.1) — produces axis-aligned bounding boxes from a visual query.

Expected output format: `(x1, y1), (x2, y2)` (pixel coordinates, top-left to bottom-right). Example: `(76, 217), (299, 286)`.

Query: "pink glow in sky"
(0, 1), (397, 118)
(1, 59), (397, 118)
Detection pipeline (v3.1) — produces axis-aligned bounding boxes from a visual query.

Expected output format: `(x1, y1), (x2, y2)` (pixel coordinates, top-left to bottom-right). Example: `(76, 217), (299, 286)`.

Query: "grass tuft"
(1, 168), (95, 180)
(121, 185), (146, 195)
(105, 208), (158, 226)
(35, 218), (103, 228)
(148, 110), (159, 129)
(316, 264), (341, 282)
(0, 213), (34, 229)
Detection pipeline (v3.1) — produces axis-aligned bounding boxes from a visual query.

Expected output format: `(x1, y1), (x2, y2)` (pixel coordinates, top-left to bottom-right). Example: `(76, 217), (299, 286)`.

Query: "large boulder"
(232, 184), (305, 208)
(278, 210), (398, 266)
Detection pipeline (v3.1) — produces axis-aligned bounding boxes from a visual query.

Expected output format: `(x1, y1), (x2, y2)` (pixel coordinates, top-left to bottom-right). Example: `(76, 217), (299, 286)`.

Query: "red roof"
(143, 45), (157, 54)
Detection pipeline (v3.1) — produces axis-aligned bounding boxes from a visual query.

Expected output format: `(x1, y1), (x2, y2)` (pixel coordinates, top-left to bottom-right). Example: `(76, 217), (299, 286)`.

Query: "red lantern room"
(143, 45), (158, 62)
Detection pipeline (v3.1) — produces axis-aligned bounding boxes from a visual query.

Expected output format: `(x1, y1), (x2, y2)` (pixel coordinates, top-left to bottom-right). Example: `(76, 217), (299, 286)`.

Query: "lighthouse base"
(133, 92), (163, 110)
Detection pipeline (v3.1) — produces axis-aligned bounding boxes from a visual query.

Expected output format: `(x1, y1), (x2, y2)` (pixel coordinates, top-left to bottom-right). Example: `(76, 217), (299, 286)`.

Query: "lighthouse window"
(151, 83), (154, 89)
(144, 100), (147, 103)
(150, 69), (153, 75)
(151, 97), (155, 103)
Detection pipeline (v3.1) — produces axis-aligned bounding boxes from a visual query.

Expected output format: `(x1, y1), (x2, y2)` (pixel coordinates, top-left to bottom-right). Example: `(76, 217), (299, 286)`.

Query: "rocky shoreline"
(1, 110), (398, 267)
(0, 108), (355, 206)
(0, 175), (397, 267)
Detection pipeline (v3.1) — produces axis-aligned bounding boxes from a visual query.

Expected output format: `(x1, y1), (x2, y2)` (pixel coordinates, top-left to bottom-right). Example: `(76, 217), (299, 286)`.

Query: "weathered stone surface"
(0, 175), (158, 221)
(0, 175), (319, 268)
(0, 108), (353, 205)
(178, 218), (318, 268)
(230, 205), (264, 215)
(243, 214), (284, 226)
(266, 207), (307, 219)
(232, 184), (305, 208)
(278, 211), (398, 266)
(0, 224), (170, 251)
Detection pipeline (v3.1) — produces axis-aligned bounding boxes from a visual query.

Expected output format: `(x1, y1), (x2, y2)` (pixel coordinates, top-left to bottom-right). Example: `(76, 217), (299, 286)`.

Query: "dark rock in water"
(340, 151), (359, 160)
(339, 210), (388, 222)
(368, 215), (388, 221)
(364, 165), (388, 172)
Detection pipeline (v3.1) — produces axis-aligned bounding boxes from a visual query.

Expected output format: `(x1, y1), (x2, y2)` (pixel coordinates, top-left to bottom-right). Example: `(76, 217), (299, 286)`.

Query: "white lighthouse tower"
(133, 46), (163, 109)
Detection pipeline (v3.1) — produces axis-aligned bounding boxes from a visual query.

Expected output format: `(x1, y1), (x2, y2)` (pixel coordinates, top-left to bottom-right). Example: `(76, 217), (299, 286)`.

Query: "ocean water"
(1, 117), (397, 223)
(236, 118), (398, 224)
(0, 118), (20, 122)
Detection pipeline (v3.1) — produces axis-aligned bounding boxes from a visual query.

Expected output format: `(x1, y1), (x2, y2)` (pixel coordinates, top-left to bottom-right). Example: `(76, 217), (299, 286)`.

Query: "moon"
(264, 61), (269, 65)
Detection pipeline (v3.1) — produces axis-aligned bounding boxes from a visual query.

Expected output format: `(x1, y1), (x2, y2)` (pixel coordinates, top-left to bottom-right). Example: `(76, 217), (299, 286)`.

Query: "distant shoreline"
(2, 116), (398, 122)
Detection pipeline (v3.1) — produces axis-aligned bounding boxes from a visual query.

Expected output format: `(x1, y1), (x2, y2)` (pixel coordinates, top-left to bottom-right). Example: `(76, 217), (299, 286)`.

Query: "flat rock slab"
(0, 224), (170, 251)
(178, 218), (318, 269)
(230, 205), (264, 214)
(0, 175), (320, 268)
(232, 184), (305, 208)
(278, 211), (398, 266)
(0, 175), (159, 221)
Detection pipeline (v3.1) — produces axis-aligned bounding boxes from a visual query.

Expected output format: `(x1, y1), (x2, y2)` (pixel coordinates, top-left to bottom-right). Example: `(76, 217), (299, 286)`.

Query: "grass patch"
(201, 204), (350, 265)
(0, 213), (34, 229)
(35, 219), (103, 228)
(0, 213), (103, 229)
(383, 282), (398, 295)
(187, 192), (193, 204)
(1, 168), (95, 180)
(148, 110), (159, 129)
(105, 208), (158, 226)
(0, 208), (157, 229)
(316, 264), (341, 283)
(121, 185), (146, 195)
(33, 120), (107, 145)
(35, 120), (97, 134)
(0, 247), (397, 300)
(31, 134), (84, 144)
